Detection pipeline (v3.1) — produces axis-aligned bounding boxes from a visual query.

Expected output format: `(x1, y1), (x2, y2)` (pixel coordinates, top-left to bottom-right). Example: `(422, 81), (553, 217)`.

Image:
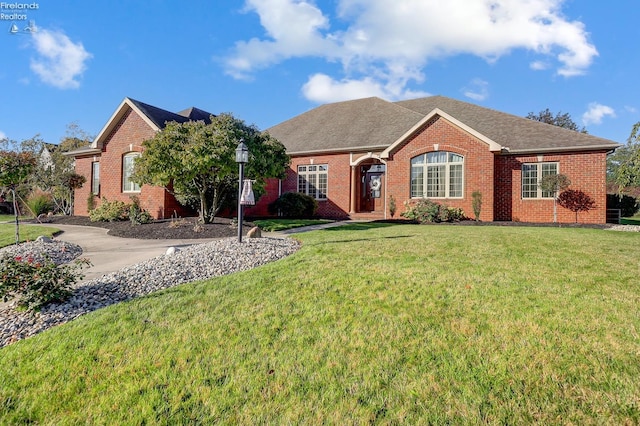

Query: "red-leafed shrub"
(558, 189), (596, 223)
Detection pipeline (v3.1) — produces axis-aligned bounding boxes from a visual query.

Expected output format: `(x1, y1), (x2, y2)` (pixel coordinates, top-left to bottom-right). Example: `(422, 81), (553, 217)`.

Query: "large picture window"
(298, 164), (328, 200)
(91, 161), (100, 195)
(411, 152), (464, 198)
(122, 152), (141, 193)
(522, 162), (558, 199)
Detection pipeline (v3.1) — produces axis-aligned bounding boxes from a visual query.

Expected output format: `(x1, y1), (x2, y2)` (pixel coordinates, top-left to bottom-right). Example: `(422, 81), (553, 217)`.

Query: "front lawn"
(0, 223), (58, 248)
(253, 218), (333, 231)
(1, 224), (639, 423)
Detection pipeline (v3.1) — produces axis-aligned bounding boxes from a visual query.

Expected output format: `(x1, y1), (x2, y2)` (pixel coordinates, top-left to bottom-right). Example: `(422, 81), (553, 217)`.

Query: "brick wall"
(495, 151), (608, 224)
(387, 116), (496, 221)
(73, 108), (193, 219)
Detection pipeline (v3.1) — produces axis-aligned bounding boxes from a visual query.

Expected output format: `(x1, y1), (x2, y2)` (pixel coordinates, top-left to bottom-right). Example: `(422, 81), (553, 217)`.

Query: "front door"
(359, 164), (385, 212)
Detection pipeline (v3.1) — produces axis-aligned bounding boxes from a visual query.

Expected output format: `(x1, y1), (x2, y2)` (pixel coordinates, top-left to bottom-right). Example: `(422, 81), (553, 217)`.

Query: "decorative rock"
(37, 213), (52, 223)
(165, 246), (180, 255)
(36, 235), (53, 243)
(247, 226), (262, 238)
(0, 237), (300, 348)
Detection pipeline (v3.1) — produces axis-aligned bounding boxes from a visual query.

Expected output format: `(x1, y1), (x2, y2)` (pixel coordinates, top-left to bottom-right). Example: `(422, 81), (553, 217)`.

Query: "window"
(122, 152), (141, 193)
(298, 164), (328, 200)
(411, 152), (464, 198)
(91, 161), (100, 195)
(522, 162), (558, 199)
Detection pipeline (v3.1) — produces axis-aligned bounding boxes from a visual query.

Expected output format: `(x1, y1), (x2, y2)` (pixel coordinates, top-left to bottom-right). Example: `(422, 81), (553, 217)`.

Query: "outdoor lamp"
(235, 140), (249, 163)
(236, 139), (248, 242)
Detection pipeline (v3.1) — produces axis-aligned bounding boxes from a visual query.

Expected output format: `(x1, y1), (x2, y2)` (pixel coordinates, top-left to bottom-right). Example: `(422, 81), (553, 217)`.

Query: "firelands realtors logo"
(1, 2), (39, 35)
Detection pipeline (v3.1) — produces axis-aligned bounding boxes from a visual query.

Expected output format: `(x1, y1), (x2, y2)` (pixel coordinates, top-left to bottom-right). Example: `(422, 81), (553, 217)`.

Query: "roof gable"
(88, 98), (215, 151)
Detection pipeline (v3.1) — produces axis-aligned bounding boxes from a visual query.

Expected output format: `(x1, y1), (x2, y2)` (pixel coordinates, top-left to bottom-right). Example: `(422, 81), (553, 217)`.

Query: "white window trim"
(297, 164), (328, 200)
(91, 161), (100, 195)
(122, 152), (141, 193)
(522, 162), (559, 199)
(411, 152), (464, 199)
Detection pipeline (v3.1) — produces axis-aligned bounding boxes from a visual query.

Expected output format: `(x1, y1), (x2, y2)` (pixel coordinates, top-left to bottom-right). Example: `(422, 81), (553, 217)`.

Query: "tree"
(614, 121), (640, 192)
(0, 146), (36, 244)
(133, 113), (290, 224)
(558, 189), (596, 223)
(526, 108), (587, 133)
(539, 173), (571, 223)
(29, 123), (92, 215)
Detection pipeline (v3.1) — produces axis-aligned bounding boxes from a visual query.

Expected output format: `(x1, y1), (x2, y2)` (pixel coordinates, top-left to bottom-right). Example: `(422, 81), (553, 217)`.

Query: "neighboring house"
(67, 97), (214, 219)
(253, 96), (620, 224)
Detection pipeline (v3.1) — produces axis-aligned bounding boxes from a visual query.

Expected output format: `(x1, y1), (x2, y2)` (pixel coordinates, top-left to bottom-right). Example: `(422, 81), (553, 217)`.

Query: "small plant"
(0, 254), (91, 311)
(25, 191), (54, 216)
(540, 174), (571, 223)
(268, 192), (318, 218)
(87, 192), (96, 213)
(472, 190), (482, 222)
(389, 195), (397, 218)
(558, 189), (596, 223)
(88, 198), (130, 222)
(129, 196), (153, 226)
(401, 199), (465, 223)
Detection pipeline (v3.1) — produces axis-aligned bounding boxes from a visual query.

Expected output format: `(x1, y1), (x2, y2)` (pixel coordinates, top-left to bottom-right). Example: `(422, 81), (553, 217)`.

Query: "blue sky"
(1, 0), (638, 146)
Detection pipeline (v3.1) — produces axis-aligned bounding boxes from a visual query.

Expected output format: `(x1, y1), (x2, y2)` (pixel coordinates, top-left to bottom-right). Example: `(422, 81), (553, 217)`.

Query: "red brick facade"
(255, 116), (609, 224)
(73, 109), (193, 219)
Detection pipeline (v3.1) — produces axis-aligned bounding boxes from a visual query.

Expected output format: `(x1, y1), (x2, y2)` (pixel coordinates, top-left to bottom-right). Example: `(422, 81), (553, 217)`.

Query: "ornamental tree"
(0, 146), (36, 244)
(539, 173), (571, 223)
(557, 189), (596, 223)
(132, 113), (289, 223)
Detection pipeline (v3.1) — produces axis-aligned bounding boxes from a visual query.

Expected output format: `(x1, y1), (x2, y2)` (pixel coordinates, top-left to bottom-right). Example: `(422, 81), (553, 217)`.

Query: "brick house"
(253, 96), (620, 224)
(68, 97), (214, 219)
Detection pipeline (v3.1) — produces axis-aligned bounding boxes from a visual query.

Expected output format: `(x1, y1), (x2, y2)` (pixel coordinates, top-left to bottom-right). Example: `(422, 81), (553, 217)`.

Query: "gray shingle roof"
(129, 99), (214, 127)
(267, 97), (424, 154)
(268, 95), (620, 155)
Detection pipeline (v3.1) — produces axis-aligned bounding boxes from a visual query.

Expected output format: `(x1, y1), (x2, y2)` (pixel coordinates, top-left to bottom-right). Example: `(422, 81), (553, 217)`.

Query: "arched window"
(122, 152), (141, 193)
(411, 152), (464, 198)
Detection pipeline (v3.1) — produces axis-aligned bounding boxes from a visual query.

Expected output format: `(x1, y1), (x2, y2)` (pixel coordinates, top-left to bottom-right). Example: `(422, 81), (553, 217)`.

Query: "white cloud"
(226, 0), (598, 102)
(530, 60), (550, 71)
(582, 102), (616, 126)
(29, 29), (92, 89)
(462, 79), (489, 101)
(0, 131), (7, 141)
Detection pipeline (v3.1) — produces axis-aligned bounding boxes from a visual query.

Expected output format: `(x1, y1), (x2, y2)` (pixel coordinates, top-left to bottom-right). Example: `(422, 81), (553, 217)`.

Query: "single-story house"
(250, 95), (620, 224)
(68, 97), (214, 219)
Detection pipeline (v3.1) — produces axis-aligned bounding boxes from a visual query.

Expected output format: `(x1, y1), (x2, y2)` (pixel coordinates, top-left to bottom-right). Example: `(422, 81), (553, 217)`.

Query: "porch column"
(349, 165), (357, 214)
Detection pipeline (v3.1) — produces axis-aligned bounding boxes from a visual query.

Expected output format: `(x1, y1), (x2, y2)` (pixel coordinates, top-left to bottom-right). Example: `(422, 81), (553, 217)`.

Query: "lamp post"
(235, 139), (249, 242)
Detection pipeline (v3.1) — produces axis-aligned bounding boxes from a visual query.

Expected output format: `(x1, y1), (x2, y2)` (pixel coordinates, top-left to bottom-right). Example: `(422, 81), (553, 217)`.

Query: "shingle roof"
(129, 99), (214, 127)
(267, 97), (424, 155)
(396, 96), (619, 153)
(268, 95), (620, 155)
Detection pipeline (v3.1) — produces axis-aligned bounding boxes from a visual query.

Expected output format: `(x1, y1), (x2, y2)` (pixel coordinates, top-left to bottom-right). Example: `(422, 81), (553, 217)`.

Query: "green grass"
(1, 224), (639, 424)
(0, 223), (58, 248)
(253, 218), (332, 231)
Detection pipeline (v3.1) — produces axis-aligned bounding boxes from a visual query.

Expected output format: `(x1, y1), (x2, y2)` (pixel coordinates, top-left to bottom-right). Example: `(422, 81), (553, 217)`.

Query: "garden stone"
(36, 236), (53, 243)
(247, 226), (262, 238)
(165, 246), (180, 255)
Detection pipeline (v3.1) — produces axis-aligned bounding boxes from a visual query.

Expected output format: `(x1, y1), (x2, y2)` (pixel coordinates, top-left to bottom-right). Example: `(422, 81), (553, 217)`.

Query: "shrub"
(268, 192), (318, 218)
(401, 199), (466, 223)
(25, 191), (54, 216)
(472, 190), (482, 221)
(129, 196), (153, 225)
(558, 189), (596, 223)
(87, 193), (96, 213)
(0, 254), (90, 311)
(389, 195), (397, 218)
(607, 193), (639, 217)
(88, 198), (129, 222)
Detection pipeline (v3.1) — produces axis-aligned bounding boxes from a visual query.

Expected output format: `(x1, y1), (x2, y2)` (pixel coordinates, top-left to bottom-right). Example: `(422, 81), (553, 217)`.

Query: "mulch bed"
(37, 216), (254, 240)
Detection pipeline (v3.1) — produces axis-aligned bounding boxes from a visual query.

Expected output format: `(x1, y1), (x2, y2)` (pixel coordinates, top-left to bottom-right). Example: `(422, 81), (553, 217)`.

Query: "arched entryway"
(357, 161), (386, 214)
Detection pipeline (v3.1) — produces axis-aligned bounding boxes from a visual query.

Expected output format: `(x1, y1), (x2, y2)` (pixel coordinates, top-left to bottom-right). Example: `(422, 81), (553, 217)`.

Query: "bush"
(607, 193), (639, 217)
(0, 254), (90, 311)
(25, 191), (54, 216)
(89, 198), (130, 222)
(472, 191), (482, 221)
(401, 199), (466, 223)
(268, 192), (318, 218)
(129, 196), (153, 225)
